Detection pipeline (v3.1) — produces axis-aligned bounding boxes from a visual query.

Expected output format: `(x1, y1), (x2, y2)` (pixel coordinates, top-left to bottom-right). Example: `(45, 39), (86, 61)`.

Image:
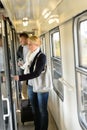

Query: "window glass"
(79, 21), (87, 67)
(52, 32), (60, 58)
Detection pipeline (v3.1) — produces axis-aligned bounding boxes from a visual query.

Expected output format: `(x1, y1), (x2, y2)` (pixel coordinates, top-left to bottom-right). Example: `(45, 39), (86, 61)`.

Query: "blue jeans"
(28, 85), (49, 130)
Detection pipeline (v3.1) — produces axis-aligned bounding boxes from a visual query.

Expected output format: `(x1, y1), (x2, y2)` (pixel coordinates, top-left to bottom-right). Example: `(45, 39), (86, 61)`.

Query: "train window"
(74, 12), (87, 130)
(51, 31), (60, 58)
(50, 27), (63, 101)
(78, 20), (87, 68)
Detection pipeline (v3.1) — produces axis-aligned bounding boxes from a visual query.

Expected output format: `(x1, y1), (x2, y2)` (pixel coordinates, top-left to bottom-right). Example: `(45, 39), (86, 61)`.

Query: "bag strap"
(34, 52), (47, 72)
(34, 52), (42, 70)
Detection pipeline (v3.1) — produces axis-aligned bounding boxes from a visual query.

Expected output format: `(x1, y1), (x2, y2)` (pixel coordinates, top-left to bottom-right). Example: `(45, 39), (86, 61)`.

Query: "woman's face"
(28, 39), (39, 52)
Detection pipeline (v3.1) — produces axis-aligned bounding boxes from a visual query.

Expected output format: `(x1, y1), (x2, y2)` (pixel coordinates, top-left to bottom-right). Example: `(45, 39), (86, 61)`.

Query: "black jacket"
(17, 45), (23, 61)
(19, 51), (46, 81)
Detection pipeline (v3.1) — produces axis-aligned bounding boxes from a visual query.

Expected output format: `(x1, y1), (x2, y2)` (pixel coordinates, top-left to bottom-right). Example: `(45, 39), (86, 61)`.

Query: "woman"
(14, 35), (49, 130)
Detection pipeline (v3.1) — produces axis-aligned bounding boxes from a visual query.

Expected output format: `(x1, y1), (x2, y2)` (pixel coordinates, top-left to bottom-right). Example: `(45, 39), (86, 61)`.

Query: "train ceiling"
(1, 0), (87, 34)
(0, 0), (62, 33)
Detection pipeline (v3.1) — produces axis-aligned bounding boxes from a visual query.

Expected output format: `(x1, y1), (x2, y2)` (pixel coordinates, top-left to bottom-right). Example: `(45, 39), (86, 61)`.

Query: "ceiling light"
(22, 17), (28, 26)
(42, 9), (51, 19)
(44, 11), (51, 19)
(48, 18), (59, 24)
(42, 9), (49, 16)
(48, 15), (59, 24)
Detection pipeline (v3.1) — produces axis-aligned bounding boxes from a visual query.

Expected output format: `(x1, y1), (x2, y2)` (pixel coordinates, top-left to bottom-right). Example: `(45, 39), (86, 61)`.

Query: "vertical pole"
(0, 73), (5, 130)
(3, 18), (15, 130)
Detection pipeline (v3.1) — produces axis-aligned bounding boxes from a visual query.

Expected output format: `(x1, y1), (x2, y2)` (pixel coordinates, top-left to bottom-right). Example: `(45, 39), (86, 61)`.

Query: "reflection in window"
(79, 21), (87, 67)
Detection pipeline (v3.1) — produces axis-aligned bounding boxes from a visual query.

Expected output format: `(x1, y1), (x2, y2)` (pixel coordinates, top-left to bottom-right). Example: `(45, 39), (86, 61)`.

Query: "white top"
(23, 45), (29, 63)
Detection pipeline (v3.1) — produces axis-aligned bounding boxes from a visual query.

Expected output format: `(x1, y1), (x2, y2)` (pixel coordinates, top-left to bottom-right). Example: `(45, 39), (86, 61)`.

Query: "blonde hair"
(29, 35), (41, 46)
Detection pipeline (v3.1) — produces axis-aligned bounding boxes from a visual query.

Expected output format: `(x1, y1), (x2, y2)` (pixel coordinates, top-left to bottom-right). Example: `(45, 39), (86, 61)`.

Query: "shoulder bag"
(32, 53), (53, 92)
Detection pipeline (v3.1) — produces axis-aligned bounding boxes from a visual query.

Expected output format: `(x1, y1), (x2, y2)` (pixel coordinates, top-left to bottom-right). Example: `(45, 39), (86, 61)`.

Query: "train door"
(0, 17), (18, 130)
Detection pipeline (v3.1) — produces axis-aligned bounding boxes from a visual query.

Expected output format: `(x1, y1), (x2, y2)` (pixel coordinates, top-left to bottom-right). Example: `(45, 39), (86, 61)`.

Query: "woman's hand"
(13, 75), (19, 81)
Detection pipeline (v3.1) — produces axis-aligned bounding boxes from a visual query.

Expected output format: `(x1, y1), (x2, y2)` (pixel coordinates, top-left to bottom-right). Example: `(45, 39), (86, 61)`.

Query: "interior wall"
(60, 19), (82, 130)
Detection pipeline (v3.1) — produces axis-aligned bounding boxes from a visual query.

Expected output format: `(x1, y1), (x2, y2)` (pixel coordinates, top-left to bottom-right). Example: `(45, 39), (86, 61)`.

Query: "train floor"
(17, 106), (58, 130)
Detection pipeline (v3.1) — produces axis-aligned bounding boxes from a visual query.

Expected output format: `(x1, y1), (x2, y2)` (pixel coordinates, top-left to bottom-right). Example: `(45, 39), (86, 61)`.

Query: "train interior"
(0, 0), (87, 130)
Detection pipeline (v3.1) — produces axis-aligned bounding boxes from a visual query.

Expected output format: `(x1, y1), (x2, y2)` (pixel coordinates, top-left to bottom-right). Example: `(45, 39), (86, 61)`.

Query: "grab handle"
(2, 97), (10, 120)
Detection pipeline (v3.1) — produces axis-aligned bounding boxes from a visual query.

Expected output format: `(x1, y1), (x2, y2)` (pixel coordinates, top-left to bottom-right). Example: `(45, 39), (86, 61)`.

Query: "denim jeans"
(28, 85), (49, 130)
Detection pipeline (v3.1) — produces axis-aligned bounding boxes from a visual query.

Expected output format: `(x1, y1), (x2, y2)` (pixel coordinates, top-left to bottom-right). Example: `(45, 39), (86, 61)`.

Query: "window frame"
(74, 11), (87, 130)
(50, 27), (63, 101)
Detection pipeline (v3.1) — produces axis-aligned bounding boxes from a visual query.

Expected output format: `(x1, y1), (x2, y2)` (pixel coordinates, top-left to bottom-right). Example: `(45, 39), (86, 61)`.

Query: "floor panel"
(17, 109), (58, 130)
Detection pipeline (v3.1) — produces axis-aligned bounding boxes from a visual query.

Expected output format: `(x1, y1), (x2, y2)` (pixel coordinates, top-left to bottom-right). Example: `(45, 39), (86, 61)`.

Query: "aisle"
(17, 109), (58, 130)
(17, 84), (58, 130)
